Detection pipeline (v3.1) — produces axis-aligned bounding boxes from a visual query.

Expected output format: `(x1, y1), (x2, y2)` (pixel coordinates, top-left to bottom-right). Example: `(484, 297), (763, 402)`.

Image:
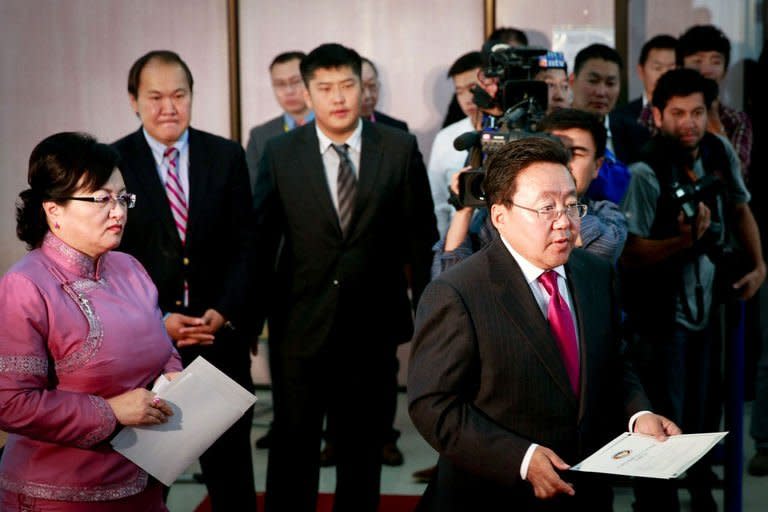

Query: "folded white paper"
(570, 431), (728, 479)
(111, 356), (257, 485)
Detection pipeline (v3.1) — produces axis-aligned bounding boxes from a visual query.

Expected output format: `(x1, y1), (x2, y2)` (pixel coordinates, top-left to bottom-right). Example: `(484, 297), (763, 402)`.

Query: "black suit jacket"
(373, 110), (409, 132)
(257, 120), (437, 357)
(113, 128), (256, 334)
(408, 239), (651, 511)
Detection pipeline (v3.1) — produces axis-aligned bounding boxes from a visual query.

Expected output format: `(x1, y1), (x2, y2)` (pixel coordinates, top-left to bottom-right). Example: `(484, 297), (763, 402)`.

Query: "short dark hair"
(651, 68), (718, 112)
(300, 43), (362, 85)
(574, 44), (623, 76)
(639, 34), (678, 65)
(16, 132), (120, 249)
(269, 51), (306, 71)
(361, 57), (378, 77)
(447, 51), (482, 78)
(483, 136), (571, 207)
(677, 24), (731, 69)
(487, 27), (529, 47)
(539, 108), (607, 159)
(128, 50), (194, 98)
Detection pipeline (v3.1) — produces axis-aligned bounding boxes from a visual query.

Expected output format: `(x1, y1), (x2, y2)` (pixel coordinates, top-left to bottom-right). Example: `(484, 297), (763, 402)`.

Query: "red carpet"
(194, 492), (420, 512)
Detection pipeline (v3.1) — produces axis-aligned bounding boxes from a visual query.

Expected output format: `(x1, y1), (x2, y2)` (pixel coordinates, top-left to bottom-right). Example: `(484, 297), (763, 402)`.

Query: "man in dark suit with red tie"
(256, 43), (437, 512)
(113, 50), (257, 511)
(408, 136), (680, 511)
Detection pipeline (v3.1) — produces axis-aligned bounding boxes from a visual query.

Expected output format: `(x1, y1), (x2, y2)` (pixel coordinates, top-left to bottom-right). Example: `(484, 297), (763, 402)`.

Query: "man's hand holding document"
(111, 356), (257, 485)
(570, 431), (728, 479)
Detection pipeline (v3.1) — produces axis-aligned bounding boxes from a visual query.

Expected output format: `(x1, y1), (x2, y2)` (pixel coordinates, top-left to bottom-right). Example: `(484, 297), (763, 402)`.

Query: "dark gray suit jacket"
(246, 115), (284, 208)
(408, 239), (651, 511)
(256, 120), (438, 358)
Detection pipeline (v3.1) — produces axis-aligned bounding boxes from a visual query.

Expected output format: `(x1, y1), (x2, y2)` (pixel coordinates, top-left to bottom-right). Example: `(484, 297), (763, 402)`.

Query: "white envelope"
(111, 356), (257, 486)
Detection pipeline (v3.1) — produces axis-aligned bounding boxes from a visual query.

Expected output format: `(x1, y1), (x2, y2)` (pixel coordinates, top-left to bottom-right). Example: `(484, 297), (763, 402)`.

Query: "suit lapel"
(186, 128), (208, 244)
(486, 240), (578, 405)
(565, 252), (599, 418)
(129, 129), (180, 246)
(296, 125), (342, 236)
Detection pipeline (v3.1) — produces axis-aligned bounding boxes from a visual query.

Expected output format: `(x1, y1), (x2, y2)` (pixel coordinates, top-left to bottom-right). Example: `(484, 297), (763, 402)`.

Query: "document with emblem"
(111, 356), (257, 486)
(569, 431), (727, 479)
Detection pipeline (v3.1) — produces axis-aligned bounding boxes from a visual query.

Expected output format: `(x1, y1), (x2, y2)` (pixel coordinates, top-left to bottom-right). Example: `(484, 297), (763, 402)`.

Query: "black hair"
(361, 57), (378, 77)
(447, 51), (482, 78)
(539, 108), (607, 159)
(127, 50), (194, 98)
(639, 35), (678, 65)
(269, 51), (306, 71)
(484, 136), (571, 207)
(300, 43), (362, 84)
(677, 24), (731, 69)
(651, 68), (718, 111)
(16, 132), (120, 249)
(487, 27), (529, 46)
(574, 43), (623, 76)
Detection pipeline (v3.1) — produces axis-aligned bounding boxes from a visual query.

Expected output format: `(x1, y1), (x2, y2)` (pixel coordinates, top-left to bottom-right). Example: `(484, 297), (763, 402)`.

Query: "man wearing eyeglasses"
(246, 51), (313, 209)
(408, 136), (678, 511)
(113, 50), (257, 511)
(359, 57), (409, 132)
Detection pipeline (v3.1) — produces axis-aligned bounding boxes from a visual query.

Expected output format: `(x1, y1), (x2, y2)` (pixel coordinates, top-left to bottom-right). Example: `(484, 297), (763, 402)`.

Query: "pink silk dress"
(0, 233), (182, 511)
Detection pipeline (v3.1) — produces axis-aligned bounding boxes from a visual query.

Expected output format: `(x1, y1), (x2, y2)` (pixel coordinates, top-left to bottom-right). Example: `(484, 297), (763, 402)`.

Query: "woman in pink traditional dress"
(0, 132), (183, 511)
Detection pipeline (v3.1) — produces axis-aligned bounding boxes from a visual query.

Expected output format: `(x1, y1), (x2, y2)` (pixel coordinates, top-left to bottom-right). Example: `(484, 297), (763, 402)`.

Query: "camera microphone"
(453, 131), (482, 151)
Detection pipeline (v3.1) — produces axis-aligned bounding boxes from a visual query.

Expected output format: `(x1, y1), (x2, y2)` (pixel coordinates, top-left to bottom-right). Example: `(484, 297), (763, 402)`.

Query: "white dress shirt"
(143, 128), (190, 202)
(315, 120), (363, 214)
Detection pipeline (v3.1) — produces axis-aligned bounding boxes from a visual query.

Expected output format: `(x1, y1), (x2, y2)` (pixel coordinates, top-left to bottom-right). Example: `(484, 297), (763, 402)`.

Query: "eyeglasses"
(511, 202), (588, 221)
(59, 192), (136, 209)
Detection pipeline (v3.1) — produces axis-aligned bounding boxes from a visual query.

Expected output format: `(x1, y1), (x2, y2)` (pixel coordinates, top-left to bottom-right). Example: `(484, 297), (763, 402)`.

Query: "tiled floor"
(167, 390), (768, 511)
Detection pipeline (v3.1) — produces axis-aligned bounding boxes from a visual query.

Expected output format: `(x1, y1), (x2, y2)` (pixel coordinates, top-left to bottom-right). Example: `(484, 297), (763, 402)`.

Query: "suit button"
(332, 279), (340, 287)
(183, 257), (190, 266)
(175, 300), (182, 306)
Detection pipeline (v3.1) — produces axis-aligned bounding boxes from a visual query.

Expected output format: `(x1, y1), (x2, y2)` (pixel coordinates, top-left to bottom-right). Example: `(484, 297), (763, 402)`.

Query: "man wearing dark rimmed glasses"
(408, 136), (678, 511)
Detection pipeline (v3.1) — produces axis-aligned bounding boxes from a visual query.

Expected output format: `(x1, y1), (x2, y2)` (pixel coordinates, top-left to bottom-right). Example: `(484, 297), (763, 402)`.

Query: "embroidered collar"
(41, 232), (103, 280)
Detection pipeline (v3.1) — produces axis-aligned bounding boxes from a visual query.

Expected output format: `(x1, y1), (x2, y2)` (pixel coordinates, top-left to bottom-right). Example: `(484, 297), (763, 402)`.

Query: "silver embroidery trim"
(0, 355), (48, 376)
(70, 278), (105, 294)
(55, 280), (103, 374)
(0, 469), (148, 502)
(43, 233), (97, 279)
(77, 395), (117, 449)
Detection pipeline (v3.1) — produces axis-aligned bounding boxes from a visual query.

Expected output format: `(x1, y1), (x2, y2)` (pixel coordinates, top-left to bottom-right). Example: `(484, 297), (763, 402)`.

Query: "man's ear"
(129, 94), (140, 119)
(490, 203), (506, 230)
(652, 106), (663, 129)
(303, 88), (313, 111)
(593, 157), (604, 178)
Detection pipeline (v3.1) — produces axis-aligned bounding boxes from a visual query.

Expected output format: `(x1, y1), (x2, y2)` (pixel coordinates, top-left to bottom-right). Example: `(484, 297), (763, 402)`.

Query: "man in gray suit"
(246, 51), (313, 207)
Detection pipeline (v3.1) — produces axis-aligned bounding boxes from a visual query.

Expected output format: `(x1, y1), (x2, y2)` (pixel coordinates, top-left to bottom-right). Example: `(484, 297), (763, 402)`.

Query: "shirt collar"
(315, 119), (363, 155)
(499, 235), (567, 285)
(283, 111), (315, 131)
(41, 232), (102, 280)
(142, 128), (189, 163)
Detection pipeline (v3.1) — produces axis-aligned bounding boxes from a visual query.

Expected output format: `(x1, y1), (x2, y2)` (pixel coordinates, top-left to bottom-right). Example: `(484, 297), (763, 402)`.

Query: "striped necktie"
(538, 270), (580, 396)
(163, 147), (187, 244)
(331, 143), (356, 237)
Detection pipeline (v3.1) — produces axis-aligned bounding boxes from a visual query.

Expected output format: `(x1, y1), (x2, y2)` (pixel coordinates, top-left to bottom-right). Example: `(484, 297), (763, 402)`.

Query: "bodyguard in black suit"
(408, 137), (679, 511)
(257, 43), (437, 512)
(113, 51), (257, 511)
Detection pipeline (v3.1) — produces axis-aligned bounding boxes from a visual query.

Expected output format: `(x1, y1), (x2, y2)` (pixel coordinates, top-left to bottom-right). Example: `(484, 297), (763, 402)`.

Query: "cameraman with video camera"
(621, 68), (765, 511)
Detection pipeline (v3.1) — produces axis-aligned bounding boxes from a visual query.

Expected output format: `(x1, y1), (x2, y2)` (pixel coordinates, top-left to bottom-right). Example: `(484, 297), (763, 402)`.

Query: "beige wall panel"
(0, 0), (230, 274)
(239, 0), (484, 160)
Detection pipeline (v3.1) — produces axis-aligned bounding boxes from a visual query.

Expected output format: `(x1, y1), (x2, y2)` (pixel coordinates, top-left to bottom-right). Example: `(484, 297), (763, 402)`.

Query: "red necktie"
(163, 147), (187, 244)
(538, 270), (580, 396)
(163, 147), (189, 306)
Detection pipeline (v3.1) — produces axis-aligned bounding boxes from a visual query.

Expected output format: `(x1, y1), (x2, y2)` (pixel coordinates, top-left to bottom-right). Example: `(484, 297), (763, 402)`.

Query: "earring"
(54, 221), (60, 230)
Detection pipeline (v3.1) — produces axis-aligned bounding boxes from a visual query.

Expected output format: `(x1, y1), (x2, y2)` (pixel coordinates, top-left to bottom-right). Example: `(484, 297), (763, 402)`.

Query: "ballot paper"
(111, 356), (257, 486)
(570, 431), (727, 479)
